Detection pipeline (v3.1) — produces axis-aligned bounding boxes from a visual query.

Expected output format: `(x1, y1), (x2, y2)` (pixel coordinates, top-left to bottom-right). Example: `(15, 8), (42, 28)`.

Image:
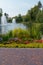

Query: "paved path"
(0, 48), (43, 65)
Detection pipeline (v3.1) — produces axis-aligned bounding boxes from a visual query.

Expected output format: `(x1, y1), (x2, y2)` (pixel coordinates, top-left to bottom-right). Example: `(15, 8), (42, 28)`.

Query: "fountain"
(0, 16), (26, 34)
(0, 9), (26, 34)
(0, 8), (8, 34)
(1, 15), (7, 25)
(0, 8), (8, 26)
(12, 19), (16, 23)
(0, 14), (7, 34)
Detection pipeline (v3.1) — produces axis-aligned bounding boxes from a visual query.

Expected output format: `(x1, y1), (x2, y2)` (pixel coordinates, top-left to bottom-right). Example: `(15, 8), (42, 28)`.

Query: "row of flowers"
(23, 40), (43, 44)
(7, 38), (43, 44)
(0, 37), (43, 44)
(34, 40), (43, 43)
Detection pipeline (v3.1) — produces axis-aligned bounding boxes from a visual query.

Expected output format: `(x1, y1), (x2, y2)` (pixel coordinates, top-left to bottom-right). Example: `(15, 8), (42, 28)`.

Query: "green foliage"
(4, 13), (9, 22)
(0, 8), (3, 24)
(4, 13), (8, 18)
(38, 1), (42, 8)
(1, 24), (42, 41)
(8, 17), (12, 23)
(15, 14), (23, 23)
(15, 1), (43, 40)
(13, 28), (30, 40)
(15, 1), (42, 23)
(2, 34), (9, 41)
(0, 1), (43, 42)
(34, 23), (41, 39)
(0, 8), (3, 17)
(8, 31), (13, 38)
(40, 24), (43, 34)
(0, 43), (43, 48)
(1, 31), (13, 41)
(36, 10), (43, 23)
(23, 15), (30, 22)
(0, 13), (2, 17)
(27, 6), (40, 21)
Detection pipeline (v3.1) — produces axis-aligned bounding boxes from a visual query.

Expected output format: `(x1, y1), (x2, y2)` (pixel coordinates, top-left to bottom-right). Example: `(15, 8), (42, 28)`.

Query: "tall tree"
(0, 8), (3, 24)
(38, 1), (42, 9)
(15, 14), (23, 23)
(36, 10), (43, 23)
(27, 5), (40, 22)
(4, 13), (9, 22)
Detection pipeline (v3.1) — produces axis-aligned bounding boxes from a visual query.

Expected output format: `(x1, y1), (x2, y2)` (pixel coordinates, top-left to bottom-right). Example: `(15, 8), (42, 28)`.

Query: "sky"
(0, 0), (43, 17)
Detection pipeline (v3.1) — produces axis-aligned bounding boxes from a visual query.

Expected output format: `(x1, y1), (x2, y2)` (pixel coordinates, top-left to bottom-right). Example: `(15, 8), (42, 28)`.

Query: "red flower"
(24, 41), (30, 44)
(35, 40), (43, 43)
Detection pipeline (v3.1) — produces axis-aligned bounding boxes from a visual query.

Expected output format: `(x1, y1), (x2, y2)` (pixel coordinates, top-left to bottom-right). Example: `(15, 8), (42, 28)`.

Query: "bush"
(13, 28), (30, 40)
(2, 34), (9, 41)
(8, 31), (13, 38)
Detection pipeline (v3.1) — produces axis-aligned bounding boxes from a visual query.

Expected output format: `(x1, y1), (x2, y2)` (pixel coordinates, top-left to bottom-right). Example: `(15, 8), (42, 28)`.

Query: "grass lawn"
(0, 43), (43, 48)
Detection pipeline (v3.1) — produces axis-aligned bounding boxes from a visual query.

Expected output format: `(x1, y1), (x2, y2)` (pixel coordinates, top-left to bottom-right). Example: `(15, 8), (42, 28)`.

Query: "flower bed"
(34, 40), (43, 43)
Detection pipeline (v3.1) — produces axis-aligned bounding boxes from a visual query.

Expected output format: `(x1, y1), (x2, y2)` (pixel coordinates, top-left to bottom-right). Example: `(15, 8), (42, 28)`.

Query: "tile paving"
(0, 48), (43, 65)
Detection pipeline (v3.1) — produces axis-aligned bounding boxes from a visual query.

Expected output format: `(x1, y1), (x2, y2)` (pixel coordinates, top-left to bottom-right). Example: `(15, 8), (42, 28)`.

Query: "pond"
(0, 20), (26, 34)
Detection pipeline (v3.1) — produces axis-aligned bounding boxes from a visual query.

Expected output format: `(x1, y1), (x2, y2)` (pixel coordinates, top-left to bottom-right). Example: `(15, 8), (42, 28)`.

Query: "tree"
(8, 17), (12, 23)
(38, 1), (42, 9)
(27, 5), (40, 22)
(4, 13), (9, 22)
(36, 10), (43, 23)
(0, 8), (3, 24)
(15, 14), (23, 23)
(40, 24), (43, 35)
(23, 15), (30, 22)
(4, 13), (8, 18)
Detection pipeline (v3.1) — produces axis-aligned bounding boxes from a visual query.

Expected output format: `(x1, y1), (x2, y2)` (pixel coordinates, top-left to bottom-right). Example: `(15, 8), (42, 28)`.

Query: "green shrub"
(13, 28), (30, 40)
(2, 34), (9, 41)
(8, 30), (13, 38)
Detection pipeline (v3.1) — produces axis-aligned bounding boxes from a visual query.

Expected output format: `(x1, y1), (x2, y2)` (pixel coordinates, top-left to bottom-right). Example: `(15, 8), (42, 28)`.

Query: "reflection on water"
(0, 22), (26, 34)
(0, 25), (7, 34)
